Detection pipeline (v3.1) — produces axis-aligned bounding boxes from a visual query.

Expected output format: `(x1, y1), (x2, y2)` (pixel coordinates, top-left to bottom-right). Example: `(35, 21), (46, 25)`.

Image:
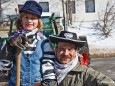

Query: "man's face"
(55, 42), (77, 64)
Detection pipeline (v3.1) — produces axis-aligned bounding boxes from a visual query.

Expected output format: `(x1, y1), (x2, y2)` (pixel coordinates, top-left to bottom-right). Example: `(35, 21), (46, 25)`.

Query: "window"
(39, 2), (49, 12)
(66, 1), (76, 14)
(85, 0), (95, 13)
(71, 1), (76, 13)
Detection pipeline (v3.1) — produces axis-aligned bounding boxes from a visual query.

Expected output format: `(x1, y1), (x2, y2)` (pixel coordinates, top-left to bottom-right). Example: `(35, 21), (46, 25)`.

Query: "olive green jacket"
(58, 62), (115, 86)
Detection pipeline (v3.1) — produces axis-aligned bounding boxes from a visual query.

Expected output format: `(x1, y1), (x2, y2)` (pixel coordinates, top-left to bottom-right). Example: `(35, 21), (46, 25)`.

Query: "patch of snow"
(68, 22), (115, 50)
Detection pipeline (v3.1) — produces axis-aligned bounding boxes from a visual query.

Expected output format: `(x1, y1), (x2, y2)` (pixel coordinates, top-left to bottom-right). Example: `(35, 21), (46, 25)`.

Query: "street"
(0, 57), (115, 85)
(89, 57), (115, 81)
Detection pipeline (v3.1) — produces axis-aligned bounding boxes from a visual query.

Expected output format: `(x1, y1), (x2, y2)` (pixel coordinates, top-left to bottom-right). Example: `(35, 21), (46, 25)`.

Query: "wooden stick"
(16, 48), (21, 86)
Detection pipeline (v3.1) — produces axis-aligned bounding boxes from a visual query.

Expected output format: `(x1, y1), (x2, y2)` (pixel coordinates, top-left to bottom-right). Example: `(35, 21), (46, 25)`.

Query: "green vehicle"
(0, 12), (90, 65)
(0, 12), (90, 63)
(7, 12), (62, 38)
(41, 12), (60, 38)
(0, 13), (90, 85)
(0, 12), (62, 60)
(0, 12), (62, 85)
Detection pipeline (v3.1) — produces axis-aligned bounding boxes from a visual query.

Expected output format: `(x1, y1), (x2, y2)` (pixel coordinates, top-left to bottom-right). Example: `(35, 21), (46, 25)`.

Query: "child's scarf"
(10, 28), (46, 57)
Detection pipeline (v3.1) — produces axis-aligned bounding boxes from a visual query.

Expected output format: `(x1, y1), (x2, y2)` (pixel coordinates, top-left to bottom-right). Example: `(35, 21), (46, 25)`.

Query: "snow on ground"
(68, 22), (115, 56)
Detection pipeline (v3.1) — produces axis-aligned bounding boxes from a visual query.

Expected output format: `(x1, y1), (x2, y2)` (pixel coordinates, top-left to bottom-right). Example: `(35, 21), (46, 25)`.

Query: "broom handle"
(16, 48), (21, 86)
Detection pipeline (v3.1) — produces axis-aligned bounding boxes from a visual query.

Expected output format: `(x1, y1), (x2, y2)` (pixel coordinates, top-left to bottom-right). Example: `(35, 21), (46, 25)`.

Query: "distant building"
(37, 0), (115, 22)
(2, 0), (115, 22)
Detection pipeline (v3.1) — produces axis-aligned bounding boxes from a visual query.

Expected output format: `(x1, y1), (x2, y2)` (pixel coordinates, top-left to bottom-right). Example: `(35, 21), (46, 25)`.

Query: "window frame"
(85, 0), (95, 13)
(39, 2), (49, 12)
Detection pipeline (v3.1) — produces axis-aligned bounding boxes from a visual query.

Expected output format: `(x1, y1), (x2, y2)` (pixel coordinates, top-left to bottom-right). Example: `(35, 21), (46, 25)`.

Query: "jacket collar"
(71, 62), (87, 72)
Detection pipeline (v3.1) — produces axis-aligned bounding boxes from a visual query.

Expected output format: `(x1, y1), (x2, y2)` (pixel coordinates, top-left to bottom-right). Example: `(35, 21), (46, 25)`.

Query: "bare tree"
(0, 0), (11, 19)
(93, 1), (115, 37)
(0, 0), (12, 26)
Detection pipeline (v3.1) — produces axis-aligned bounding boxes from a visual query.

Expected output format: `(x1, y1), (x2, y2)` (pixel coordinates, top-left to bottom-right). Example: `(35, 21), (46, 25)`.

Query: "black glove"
(7, 34), (31, 50)
(41, 80), (58, 86)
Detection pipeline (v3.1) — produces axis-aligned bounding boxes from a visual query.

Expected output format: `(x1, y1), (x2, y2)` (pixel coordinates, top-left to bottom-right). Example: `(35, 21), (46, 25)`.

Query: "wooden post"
(62, 0), (66, 30)
(16, 48), (21, 86)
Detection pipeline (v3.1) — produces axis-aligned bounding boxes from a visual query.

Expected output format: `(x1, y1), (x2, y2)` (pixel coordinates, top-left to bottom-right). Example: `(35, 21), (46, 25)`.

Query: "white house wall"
(38, 0), (63, 17)
(38, 0), (115, 22)
(73, 0), (115, 22)
(2, 0), (115, 22)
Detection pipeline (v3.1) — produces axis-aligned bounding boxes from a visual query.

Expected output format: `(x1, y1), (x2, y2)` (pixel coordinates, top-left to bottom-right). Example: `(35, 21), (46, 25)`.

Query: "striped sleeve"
(43, 40), (55, 59)
(41, 39), (56, 81)
(0, 60), (13, 71)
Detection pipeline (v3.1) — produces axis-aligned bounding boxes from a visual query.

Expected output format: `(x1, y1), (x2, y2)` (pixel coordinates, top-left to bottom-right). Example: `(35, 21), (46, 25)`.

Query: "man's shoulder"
(72, 62), (89, 72)
(72, 63), (98, 74)
(71, 63), (115, 85)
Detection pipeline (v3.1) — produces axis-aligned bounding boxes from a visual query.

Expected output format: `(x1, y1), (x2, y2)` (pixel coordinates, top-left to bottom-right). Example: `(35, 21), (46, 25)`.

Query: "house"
(2, 0), (115, 22)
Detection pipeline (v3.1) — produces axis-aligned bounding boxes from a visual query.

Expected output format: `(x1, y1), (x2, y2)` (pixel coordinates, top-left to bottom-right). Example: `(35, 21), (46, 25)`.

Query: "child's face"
(21, 13), (39, 31)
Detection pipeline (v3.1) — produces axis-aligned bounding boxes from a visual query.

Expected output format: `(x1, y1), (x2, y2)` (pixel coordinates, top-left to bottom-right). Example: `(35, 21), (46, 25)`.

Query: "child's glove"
(7, 34), (31, 50)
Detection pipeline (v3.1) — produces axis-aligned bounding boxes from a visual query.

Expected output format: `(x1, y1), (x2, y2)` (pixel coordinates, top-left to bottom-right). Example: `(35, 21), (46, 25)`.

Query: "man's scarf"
(54, 56), (78, 84)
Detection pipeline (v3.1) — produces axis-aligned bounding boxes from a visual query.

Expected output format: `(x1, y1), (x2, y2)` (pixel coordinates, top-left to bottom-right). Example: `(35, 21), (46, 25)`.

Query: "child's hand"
(7, 34), (31, 50)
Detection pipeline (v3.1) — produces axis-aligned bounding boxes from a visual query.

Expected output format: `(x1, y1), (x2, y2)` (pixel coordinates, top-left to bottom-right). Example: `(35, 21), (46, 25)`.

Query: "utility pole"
(66, 0), (69, 28)
(62, 0), (69, 31)
(68, 0), (72, 25)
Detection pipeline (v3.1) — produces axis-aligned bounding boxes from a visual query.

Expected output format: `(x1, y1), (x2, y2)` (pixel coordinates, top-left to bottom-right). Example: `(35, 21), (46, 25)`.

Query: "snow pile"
(68, 22), (115, 57)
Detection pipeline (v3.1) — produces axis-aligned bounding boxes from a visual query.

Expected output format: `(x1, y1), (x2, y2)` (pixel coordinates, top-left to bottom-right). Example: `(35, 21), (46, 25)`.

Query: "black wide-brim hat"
(49, 31), (86, 47)
(19, 1), (42, 18)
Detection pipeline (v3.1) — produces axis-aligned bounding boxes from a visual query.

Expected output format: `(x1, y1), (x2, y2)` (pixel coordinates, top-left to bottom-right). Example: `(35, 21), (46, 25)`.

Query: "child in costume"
(8, 1), (57, 86)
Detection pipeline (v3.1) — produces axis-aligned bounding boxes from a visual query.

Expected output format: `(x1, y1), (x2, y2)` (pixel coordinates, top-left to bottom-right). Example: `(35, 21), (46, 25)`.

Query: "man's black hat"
(49, 31), (86, 47)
